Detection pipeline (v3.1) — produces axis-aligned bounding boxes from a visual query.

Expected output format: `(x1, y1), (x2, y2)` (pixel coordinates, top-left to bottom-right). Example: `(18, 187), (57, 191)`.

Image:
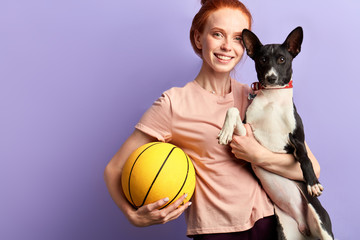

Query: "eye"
(260, 56), (267, 63)
(278, 56), (286, 64)
(213, 32), (223, 38)
(234, 36), (242, 42)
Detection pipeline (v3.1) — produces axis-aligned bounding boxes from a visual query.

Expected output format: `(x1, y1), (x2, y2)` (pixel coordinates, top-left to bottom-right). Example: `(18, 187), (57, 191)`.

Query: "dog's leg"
(306, 203), (334, 240)
(252, 165), (311, 237)
(218, 107), (246, 145)
(274, 205), (309, 240)
(289, 133), (324, 196)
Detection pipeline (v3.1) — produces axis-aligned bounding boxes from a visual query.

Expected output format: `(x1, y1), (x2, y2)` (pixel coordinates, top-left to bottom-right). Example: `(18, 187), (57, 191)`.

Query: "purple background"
(1, 0), (359, 239)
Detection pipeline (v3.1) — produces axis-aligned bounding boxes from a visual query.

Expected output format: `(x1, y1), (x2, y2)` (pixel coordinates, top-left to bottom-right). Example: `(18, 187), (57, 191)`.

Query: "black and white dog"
(218, 27), (334, 239)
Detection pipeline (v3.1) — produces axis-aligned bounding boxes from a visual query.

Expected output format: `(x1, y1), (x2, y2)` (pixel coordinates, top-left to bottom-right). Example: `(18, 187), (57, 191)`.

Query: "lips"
(214, 53), (234, 61)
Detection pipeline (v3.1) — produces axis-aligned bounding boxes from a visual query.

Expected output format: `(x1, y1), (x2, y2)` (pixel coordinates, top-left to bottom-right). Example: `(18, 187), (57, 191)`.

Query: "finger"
(244, 123), (253, 135)
(229, 141), (235, 150)
(140, 197), (169, 212)
(163, 201), (192, 224)
(229, 141), (238, 152)
(161, 193), (188, 215)
(230, 135), (240, 146)
(163, 201), (192, 223)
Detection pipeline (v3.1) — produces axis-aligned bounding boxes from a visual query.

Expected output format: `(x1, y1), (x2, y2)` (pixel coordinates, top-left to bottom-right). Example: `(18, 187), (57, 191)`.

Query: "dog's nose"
(266, 75), (277, 84)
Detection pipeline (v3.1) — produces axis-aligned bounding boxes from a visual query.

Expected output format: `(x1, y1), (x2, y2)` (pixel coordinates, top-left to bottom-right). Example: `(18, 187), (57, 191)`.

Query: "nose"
(266, 74), (278, 84)
(220, 38), (231, 52)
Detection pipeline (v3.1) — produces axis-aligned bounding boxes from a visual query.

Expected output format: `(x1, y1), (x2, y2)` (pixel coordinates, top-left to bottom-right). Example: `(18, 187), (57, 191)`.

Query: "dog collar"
(251, 80), (293, 91)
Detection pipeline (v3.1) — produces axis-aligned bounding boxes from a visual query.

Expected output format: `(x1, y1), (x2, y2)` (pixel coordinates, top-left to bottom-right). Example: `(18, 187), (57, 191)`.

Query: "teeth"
(216, 54), (232, 60)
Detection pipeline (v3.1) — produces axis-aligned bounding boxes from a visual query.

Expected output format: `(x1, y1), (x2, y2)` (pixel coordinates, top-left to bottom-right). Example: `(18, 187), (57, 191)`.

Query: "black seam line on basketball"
(140, 147), (176, 208)
(128, 142), (161, 209)
(160, 150), (190, 210)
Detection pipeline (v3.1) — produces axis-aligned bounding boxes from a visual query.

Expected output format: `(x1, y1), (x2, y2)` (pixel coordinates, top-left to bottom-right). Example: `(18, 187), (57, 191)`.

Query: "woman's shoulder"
(232, 78), (252, 99)
(232, 78), (251, 92)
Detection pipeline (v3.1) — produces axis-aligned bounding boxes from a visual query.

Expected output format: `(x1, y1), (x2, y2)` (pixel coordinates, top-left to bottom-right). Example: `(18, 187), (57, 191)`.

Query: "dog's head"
(242, 27), (303, 88)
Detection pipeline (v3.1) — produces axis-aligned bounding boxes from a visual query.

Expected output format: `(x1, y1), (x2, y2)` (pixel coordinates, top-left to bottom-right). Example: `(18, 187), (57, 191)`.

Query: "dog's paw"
(217, 128), (233, 145)
(218, 107), (242, 145)
(307, 183), (324, 197)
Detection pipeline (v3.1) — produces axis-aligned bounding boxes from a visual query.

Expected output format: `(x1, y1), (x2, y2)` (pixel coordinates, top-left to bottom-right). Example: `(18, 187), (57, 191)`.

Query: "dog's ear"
(242, 29), (263, 59)
(283, 26), (303, 58)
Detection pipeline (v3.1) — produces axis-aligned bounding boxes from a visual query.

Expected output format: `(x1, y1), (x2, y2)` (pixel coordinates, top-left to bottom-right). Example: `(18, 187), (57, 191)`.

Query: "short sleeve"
(135, 92), (172, 142)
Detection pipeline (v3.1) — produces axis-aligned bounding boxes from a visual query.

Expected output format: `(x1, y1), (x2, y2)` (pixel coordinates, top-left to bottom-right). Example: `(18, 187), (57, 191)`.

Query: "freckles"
(235, 48), (245, 62)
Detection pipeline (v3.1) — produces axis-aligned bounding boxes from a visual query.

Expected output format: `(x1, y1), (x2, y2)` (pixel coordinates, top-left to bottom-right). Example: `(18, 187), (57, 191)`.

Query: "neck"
(195, 64), (232, 96)
(251, 80), (293, 91)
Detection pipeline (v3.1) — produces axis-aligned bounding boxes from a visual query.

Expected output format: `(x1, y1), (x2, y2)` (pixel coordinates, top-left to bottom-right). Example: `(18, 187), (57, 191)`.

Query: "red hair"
(190, 0), (253, 57)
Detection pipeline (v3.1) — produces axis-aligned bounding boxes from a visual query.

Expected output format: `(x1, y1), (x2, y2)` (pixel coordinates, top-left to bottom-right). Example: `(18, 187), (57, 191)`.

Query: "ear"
(194, 29), (202, 50)
(242, 29), (263, 59)
(283, 26), (303, 58)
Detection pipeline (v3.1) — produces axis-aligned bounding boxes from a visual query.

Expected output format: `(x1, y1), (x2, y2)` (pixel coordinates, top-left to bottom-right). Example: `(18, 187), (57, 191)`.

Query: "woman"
(104, 0), (320, 239)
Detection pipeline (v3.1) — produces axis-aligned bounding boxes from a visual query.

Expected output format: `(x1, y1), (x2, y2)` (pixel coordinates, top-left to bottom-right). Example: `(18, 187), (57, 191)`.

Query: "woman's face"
(195, 8), (250, 74)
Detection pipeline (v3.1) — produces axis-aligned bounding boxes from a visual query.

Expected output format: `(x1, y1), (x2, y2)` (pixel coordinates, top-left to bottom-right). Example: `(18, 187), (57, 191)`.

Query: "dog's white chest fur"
(246, 89), (296, 153)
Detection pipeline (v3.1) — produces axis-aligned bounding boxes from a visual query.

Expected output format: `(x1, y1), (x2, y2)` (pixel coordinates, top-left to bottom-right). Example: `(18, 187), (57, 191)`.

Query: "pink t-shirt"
(135, 78), (274, 236)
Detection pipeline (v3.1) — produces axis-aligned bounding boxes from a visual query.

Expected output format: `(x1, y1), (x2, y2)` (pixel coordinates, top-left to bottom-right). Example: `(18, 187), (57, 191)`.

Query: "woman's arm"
(230, 124), (320, 181)
(104, 129), (191, 227)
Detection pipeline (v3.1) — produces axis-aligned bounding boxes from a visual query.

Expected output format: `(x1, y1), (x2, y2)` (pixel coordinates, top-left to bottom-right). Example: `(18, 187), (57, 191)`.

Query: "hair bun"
(201, 0), (209, 5)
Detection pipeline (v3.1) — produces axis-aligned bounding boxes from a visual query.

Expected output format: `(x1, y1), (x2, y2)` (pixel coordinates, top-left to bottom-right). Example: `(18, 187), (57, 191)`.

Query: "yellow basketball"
(121, 142), (196, 209)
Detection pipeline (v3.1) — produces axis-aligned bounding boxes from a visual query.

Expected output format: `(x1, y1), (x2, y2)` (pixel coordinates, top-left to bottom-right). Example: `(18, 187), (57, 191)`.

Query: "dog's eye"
(278, 56), (285, 64)
(260, 57), (267, 63)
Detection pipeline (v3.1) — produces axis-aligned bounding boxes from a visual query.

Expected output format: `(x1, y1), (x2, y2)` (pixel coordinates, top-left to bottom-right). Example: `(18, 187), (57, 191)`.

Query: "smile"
(214, 54), (233, 61)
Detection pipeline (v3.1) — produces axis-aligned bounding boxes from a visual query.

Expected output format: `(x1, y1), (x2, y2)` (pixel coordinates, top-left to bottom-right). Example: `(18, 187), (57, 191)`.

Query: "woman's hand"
(128, 193), (191, 227)
(229, 123), (320, 181)
(229, 123), (270, 165)
(105, 129), (192, 227)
